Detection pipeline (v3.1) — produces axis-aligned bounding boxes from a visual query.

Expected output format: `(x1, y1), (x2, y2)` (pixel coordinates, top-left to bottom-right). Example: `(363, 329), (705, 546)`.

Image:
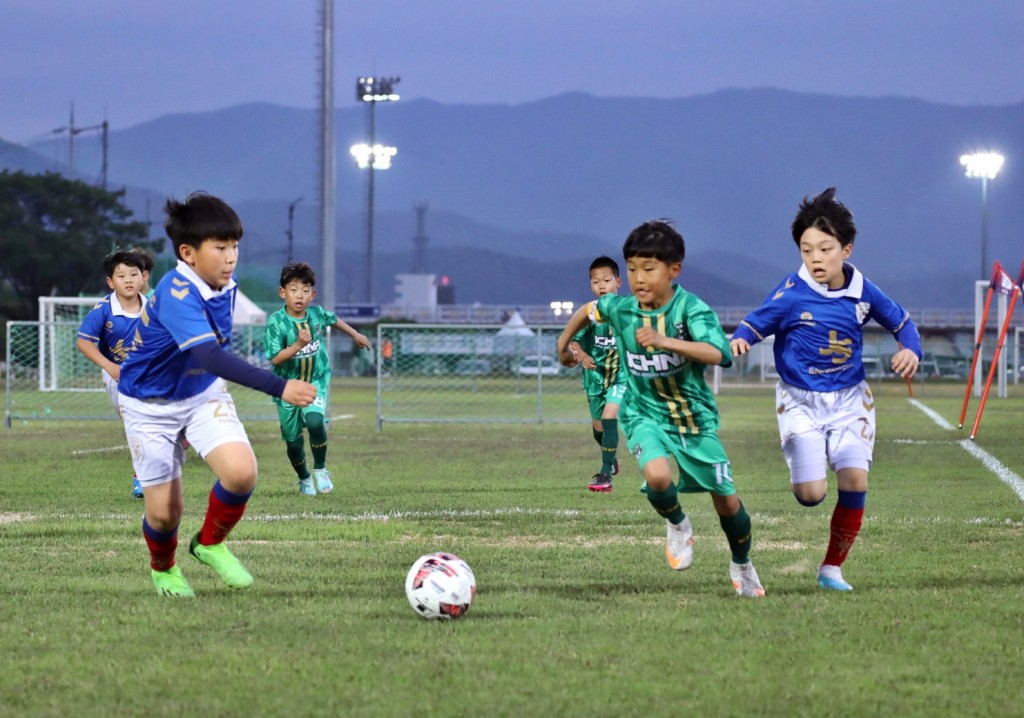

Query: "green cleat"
(151, 565), (196, 598)
(189, 534), (254, 589)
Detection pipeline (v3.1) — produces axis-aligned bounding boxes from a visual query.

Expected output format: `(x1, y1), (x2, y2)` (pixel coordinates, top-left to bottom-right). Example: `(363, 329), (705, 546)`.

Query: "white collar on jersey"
(175, 259), (237, 300)
(797, 262), (864, 299)
(106, 291), (143, 318)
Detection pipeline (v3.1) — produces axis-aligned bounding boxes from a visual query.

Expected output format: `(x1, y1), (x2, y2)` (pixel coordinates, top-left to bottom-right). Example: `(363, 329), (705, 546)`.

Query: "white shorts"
(119, 379), (250, 487)
(775, 380), (875, 484)
(101, 370), (121, 415)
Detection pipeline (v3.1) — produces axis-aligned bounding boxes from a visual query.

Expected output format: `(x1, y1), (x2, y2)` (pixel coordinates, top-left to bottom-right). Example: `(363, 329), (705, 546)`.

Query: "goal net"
(38, 296), (105, 392)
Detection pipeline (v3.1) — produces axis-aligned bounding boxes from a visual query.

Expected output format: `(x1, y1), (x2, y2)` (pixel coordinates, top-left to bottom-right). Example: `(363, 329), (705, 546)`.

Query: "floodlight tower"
(354, 76), (400, 304)
(960, 152), (1005, 279)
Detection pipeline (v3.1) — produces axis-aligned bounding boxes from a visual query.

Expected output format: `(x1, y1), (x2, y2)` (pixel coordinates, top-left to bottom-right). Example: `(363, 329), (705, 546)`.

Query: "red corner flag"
(958, 262), (1004, 428)
(969, 261), (1024, 440)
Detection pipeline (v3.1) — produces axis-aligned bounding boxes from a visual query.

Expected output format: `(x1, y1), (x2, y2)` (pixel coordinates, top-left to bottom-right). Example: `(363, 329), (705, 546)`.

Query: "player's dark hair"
(589, 255), (619, 278)
(280, 261), (316, 287)
(127, 247), (155, 273)
(102, 249), (147, 278)
(791, 187), (857, 247)
(164, 191), (243, 260)
(622, 219), (684, 265)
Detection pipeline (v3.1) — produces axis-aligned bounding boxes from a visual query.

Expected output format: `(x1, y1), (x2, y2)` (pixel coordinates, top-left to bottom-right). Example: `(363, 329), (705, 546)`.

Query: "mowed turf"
(1, 378), (1022, 717)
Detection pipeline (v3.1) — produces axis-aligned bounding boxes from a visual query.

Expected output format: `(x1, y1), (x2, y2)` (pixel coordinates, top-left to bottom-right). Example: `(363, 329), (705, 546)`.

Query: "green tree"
(0, 170), (161, 319)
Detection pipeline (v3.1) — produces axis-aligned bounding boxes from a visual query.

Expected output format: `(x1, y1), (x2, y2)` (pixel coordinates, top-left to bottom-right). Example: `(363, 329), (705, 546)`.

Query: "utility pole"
(412, 203), (429, 273)
(52, 103), (109, 187)
(287, 197), (303, 262)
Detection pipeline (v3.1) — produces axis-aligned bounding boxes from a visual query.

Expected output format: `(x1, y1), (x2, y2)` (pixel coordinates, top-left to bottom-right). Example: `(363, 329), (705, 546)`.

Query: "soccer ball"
(405, 552), (476, 620)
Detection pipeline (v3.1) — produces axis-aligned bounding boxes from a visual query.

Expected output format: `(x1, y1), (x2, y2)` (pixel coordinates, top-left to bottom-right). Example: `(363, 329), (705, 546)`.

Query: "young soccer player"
(75, 249), (148, 498)
(264, 261), (372, 495)
(117, 192), (317, 598)
(129, 247), (156, 296)
(557, 220), (765, 598)
(564, 256), (626, 492)
(729, 187), (921, 592)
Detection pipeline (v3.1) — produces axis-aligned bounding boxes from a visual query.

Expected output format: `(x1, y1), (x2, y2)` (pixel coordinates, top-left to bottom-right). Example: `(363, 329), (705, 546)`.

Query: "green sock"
(645, 484), (685, 524)
(592, 427), (603, 445)
(306, 414), (328, 470)
(600, 418), (619, 474)
(285, 438), (309, 479)
(719, 502), (753, 563)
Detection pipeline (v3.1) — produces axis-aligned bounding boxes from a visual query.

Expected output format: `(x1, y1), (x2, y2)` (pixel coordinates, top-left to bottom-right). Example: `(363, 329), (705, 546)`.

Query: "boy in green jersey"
(565, 256), (626, 492)
(264, 262), (372, 495)
(557, 220), (765, 598)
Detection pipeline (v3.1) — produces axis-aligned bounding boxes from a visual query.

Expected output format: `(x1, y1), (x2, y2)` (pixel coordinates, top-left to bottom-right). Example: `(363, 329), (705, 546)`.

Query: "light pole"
(286, 197), (303, 262)
(354, 76), (400, 304)
(960, 152), (1005, 279)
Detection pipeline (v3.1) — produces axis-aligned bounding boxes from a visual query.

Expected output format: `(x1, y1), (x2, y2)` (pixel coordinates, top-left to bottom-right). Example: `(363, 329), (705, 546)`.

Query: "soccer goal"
(37, 296), (105, 392)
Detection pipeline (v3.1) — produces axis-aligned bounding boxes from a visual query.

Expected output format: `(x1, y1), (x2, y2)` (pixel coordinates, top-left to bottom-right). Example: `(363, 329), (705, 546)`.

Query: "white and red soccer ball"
(405, 552), (476, 620)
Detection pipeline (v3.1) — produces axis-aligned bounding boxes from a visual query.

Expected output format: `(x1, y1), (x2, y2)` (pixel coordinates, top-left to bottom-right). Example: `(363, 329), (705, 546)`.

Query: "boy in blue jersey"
(564, 256), (625, 492)
(76, 249), (149, 498)
(264, 261), (372, 496)
(557, 220), (765, 598)
(730, 187), (921, 592)
(118, 192), (317, 598)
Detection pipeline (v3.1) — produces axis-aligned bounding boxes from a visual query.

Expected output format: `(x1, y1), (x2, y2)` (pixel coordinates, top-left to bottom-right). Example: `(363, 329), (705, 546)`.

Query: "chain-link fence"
(4, 321), (280, 426)
(9, 319), (1008, 429)
(375, 323), (590, 430)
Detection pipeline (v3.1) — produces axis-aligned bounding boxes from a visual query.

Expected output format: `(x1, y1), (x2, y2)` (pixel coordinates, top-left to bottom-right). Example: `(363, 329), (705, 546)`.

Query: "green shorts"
(627, 420), (735, 496)
(586, 383), (626, 421)
(276, 381), (329, 441)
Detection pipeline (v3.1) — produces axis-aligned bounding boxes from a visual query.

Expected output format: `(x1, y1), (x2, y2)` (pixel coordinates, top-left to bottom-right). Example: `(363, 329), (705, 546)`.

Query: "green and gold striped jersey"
(592, 285), (732, 435)
(571, 320), (623, 395)
(263, 305), (337, 387)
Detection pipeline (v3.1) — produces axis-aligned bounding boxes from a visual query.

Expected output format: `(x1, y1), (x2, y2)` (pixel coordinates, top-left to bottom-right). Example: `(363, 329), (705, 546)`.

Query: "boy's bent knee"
(794, 492), (826, 507)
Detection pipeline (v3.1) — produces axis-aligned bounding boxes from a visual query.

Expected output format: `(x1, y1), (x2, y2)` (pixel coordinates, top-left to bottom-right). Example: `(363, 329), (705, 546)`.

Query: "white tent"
(234, 290), (267, 325)
(496, 310), (534, 336)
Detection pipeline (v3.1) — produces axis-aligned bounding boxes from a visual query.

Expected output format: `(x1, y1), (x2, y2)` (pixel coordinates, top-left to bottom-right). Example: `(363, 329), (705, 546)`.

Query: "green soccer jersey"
(571, 321), (623, 395)
(264, 305), (337, 388)
(592, 285), (732, 435)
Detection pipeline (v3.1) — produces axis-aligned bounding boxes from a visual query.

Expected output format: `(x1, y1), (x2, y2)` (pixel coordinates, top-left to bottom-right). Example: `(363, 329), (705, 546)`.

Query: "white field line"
(909, 398), (1024, 503)
(70, 444), (128, 456)
(5, 508), (1020, 529)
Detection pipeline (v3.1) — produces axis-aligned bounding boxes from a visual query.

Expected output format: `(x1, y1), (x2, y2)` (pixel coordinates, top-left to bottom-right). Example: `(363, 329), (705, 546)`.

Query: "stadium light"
(354, 75), (401, 304)
(350, 143), (397, 170)
(549, 301), (574, 317)
(960, 152), (1005, 279)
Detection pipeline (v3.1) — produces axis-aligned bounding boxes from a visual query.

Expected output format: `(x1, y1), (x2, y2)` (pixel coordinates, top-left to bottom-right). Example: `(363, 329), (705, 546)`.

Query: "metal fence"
(8, 319), (1017, 429)
(4, 321), (281, 426)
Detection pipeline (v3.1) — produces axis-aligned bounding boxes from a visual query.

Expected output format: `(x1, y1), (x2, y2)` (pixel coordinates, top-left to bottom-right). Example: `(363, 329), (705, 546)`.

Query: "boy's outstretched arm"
(556, 304), (592, 367)
(189, 342), (316, 406)
(334, 319), (373, 350)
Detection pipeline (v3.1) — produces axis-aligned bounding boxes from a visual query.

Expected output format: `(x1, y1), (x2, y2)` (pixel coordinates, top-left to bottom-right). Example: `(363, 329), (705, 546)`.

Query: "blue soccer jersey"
(76, 293), (143, 366)
(732, 263), (922, 392)
(118, 260), (238, 401)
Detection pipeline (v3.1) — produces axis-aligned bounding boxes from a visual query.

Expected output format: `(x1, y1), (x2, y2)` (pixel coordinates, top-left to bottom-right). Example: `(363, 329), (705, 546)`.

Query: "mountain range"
(3, 89), (1022, 309)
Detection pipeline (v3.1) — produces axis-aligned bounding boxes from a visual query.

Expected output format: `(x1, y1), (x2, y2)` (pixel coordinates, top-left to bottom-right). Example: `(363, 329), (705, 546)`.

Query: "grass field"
(1, 378), (1023, 717)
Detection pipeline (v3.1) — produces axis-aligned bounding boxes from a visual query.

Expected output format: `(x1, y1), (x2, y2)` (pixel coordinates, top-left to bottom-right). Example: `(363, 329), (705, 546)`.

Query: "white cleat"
(665, 516), (695, 570)
(730, 560), (766, 598)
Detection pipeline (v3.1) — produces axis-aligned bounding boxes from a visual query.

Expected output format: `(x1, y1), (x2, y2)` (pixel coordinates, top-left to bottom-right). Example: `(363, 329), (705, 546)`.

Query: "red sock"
(198, 480), (252, 546)
(823, 497), (865, 567)
(143, 517), (178, 571)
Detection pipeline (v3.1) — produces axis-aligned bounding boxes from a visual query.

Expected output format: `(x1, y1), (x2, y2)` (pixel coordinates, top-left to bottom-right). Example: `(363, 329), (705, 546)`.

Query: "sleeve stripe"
(739, 321), (765, 341)
(179, 332), (217, 350)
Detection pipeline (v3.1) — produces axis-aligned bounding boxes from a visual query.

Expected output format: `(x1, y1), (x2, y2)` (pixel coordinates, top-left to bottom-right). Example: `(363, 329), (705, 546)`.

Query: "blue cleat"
(817, 564), (853, 591)
(131, 477), (144, 499)
(298, 477), (317, 496)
